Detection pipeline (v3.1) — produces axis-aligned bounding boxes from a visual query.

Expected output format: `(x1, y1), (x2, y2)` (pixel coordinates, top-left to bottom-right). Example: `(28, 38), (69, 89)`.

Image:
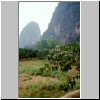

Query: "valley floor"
(19, 59), (80, 98)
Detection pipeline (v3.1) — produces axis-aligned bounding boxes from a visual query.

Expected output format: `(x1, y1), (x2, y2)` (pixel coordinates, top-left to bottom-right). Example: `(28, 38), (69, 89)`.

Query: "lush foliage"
(34, 39), (60, 50)
(19, 48), (49, 60)
(19, 39), (61, 60)
(19, 48), (38, 60)
(41, 43), (80, 72)
(47, 38), (60, 49)
(19, 43), (80, 98)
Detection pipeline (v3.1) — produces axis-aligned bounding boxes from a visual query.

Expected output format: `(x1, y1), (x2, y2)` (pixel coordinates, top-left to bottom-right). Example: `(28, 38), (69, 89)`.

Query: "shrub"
(44, 43), (80, 72)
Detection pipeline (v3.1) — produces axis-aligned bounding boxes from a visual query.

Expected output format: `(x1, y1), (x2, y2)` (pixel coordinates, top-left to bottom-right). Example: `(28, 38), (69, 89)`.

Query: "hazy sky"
(19, 2), (58, 36)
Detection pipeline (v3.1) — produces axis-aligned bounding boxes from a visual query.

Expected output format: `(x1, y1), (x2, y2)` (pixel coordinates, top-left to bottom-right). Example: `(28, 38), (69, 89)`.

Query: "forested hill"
(41, 2), (80, 43)
(19, 21), (41, 48)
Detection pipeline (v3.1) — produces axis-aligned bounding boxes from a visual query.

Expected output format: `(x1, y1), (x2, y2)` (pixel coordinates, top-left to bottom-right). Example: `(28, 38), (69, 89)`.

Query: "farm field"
(19, 60), (80, 98)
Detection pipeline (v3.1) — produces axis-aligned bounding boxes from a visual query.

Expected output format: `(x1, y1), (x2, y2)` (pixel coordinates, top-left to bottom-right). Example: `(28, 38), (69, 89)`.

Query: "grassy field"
(19, 59), (80, 98)
(19, 59), (46, 74)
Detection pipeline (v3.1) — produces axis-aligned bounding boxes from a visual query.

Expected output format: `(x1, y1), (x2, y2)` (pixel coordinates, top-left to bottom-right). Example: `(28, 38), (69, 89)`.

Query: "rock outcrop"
(19, 21), (41, 48)
(41, 2), (80, 43)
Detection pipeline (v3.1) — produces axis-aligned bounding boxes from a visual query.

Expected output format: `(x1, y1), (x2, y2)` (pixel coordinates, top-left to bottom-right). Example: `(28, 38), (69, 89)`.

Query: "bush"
(19, 48), (38, 60)
(44, 43), (80, 72)
(37, 49), (49, 60)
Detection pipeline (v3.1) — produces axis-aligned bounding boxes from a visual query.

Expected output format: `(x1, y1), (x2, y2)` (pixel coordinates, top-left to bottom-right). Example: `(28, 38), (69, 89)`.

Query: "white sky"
(19, 2), (58, 36)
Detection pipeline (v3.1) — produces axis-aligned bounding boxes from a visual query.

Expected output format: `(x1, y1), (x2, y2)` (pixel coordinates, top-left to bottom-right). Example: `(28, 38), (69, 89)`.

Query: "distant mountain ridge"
(41, 2), (80, 43)
(19, 2), (80, 49)
(19, 21), (41, 48)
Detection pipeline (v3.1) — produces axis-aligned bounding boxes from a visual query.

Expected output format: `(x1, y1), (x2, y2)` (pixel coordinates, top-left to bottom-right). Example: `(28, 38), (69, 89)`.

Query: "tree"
(34, 41), (43, 50)
(48, 38), (60, 49)
(34, 40), (49, 50)
(41, 40), (49, 49)
(37, 49), (49, 59)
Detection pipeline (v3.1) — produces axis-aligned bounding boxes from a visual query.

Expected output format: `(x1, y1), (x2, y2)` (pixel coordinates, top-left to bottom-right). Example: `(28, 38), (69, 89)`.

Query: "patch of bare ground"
(19, 73), (59, 87)
(60, 90), (80, 98)
(19, 73), (29, 82)
(19, 73), (29, 78)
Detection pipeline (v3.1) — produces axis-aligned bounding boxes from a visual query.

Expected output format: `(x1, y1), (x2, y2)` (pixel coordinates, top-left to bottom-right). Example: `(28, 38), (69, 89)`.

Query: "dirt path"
(60, 90), (80, 98)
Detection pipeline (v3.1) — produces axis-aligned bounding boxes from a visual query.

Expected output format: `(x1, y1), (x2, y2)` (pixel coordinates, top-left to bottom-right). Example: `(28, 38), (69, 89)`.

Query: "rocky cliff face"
(41, 2), (80, 43)
(19, 21), (41, 48)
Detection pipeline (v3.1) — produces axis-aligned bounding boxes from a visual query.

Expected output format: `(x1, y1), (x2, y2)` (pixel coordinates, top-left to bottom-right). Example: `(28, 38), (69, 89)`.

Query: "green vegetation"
(19, 39), (61, 60)
(19, 60), (46, 74)
(19, 49), (38, 60)
(40, 43), (80, 73)
(23, 76), (32, 81)
(19, 78), (79, 98)
(19, 43), (80, 98)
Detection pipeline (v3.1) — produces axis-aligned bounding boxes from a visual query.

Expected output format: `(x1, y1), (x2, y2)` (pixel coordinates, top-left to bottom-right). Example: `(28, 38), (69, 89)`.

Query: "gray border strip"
(81, 1), (99, 99)
(1, 1), (18, 99)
